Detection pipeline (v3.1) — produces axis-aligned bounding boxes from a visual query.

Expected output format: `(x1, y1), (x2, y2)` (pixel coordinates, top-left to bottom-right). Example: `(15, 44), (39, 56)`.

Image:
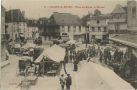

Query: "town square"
(1, 0), (137, 90)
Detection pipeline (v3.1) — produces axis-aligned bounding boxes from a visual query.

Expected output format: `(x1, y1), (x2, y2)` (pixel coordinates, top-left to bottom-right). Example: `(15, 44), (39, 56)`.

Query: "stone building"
(1, 5), (7, 62)
(41, 12), (86, 42)
(87, 10), (109, 44)
(127, 0), (137, 32)
(108, 4), (127, 34)
(27, 19), (39, 39)
(5, 9), (27, 42)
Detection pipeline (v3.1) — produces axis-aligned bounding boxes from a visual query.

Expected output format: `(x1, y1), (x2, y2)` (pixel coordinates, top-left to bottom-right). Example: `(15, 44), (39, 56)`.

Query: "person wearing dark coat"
(73, 60), (78, 71)
(107, 50), (112, 64)
(66, 74), (72, 90)
(99, 50), (103, 63)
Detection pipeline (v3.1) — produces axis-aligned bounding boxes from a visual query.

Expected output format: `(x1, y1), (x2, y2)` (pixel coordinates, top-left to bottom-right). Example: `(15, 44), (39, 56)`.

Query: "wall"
(119, 23), (127, 30)
(127, 1), (137, 32)
(1, 7), (6, 62)
(1, 7), (5, 35)
(6, 22), (27, 41)
(88, 18), (108, 41)
(60, 25), (86, 40)
(89, 19), (107, 27)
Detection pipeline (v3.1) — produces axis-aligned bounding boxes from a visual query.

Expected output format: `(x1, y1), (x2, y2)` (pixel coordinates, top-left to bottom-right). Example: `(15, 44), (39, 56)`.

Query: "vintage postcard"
(1, 0), (137, 90)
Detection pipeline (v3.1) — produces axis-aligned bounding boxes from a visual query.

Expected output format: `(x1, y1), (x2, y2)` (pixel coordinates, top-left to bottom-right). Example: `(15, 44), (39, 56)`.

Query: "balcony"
(109, 18), (126, 23)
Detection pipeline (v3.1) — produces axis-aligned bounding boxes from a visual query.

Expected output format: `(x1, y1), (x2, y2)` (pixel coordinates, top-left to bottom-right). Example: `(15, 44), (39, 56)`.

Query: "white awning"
(110, 37), (137, 48)
(35, 44), (65, 63)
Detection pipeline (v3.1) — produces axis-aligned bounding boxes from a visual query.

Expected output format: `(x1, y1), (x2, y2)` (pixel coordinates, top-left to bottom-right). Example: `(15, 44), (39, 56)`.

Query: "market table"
(47, 70), (57, 76)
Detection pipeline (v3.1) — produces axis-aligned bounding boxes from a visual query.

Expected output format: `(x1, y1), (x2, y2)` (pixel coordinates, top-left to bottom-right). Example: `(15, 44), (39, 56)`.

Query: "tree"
(94, 9), (101, 16)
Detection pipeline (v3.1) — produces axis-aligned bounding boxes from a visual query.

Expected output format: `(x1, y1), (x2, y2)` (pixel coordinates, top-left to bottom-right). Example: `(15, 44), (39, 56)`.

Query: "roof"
(112, 4), (126, 14)
(109, 34), (137, 48)
(6, 9), (25, 22)
(49, 12), (82, 26)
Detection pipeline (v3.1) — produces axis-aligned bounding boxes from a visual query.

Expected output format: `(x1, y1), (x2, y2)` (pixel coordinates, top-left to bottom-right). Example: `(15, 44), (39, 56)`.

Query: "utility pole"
(86, 26), (89, 48)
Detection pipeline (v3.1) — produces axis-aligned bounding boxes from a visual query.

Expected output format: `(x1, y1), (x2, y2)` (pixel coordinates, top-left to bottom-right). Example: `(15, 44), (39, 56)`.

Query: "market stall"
(18, 56), (33, 76)
(34, 44), (65, 76)
(21, 43), (36, 56)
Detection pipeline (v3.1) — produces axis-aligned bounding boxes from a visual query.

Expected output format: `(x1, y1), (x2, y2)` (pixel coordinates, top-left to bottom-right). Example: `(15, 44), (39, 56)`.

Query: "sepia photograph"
(1, 0), (137, 90)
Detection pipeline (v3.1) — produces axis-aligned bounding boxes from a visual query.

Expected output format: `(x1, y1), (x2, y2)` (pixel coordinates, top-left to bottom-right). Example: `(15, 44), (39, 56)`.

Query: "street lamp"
(86, 26), (89, 48)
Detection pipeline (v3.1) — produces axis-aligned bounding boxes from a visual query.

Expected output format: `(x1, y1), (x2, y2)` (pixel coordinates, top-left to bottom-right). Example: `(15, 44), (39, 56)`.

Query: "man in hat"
(66, 74), (72, 90)
(59, 74), (66, 90)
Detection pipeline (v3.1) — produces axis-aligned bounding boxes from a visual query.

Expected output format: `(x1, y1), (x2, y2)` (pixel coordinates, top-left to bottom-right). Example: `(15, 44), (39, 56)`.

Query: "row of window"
(90, 27), (107, 32)
(12, 23), (26, 26)
(61, 26), (82, 32)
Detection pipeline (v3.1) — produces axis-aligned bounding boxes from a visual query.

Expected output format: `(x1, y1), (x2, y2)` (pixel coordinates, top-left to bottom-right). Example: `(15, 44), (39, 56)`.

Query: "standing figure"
(103, 49), (108, 64)
(99, 50), (103, 63)
(69, 51), (73, 63)
(66, 74), (72, 90)
(107, 50), (112, 65)
(73, 60), (78, 71)
(60, 74), (66, 90)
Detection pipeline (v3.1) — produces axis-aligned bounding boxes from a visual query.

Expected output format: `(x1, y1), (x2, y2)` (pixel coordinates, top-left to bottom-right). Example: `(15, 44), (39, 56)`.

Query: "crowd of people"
(60, 43), (136, 90)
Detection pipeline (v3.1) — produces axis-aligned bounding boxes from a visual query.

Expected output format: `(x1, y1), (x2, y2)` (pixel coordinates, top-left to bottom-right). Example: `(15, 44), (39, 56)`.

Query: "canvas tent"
(76, 62), (134, 90)
(35, 44), (65, 63)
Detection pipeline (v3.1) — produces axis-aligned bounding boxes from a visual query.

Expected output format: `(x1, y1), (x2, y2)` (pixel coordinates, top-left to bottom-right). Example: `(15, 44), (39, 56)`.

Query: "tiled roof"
(49, 12), (82, 26)
(110, 34), (137, 48)
(6, 9), (25, 22)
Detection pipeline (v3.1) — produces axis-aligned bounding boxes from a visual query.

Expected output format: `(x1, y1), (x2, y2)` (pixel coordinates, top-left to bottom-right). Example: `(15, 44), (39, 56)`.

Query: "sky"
(2, 0), (127, 19)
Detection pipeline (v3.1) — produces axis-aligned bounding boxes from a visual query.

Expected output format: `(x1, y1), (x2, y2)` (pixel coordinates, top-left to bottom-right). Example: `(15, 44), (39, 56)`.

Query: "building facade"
(1, 6), (7, 62)
(108, 4), (127, 34)
(87, 10), (109, 44)
(5, 9), (27, 42)
(27, 19), (39, 39)
(127, 0), (137, 32)
(42, 12), (86, 43)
